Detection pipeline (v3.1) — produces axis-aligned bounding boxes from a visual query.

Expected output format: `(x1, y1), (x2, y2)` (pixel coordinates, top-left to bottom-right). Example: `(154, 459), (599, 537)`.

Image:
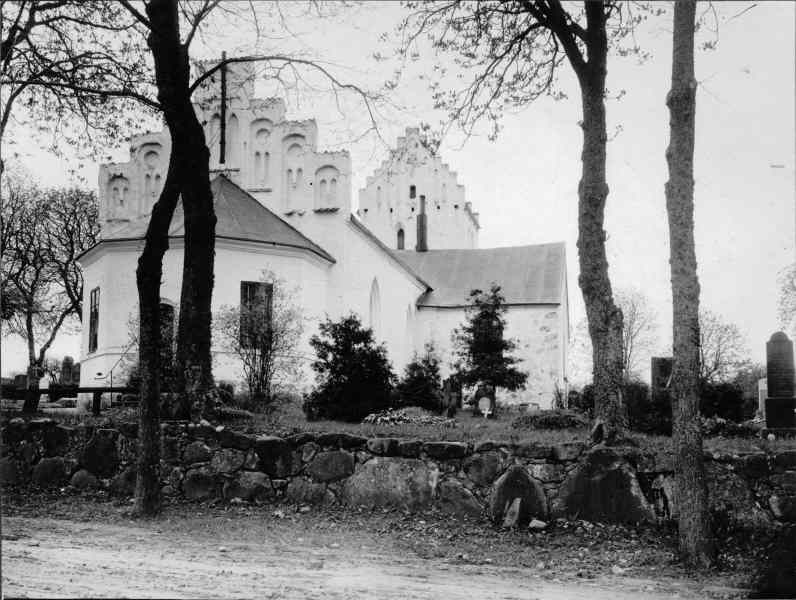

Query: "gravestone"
(651, 357), (673, 392)
(765, 332), (795, 429)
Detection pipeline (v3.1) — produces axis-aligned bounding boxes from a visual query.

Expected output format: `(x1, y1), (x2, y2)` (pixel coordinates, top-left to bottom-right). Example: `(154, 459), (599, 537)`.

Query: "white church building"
(77, 64), (570, 408)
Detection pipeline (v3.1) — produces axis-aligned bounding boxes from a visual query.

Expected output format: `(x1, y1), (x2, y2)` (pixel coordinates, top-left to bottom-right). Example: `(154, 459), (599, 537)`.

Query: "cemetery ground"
(0, 489), (771, 599)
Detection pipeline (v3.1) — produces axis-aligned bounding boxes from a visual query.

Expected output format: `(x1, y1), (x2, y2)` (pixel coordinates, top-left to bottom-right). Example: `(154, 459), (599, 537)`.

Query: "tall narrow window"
(240, 281), (274, 349)
(397, 228), (405, 250)
(409, 184), (416, 199)
(88, 287), (100, 353)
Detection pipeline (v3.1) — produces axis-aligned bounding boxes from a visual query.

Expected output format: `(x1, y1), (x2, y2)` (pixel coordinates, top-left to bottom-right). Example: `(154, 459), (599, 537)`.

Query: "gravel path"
(1, 514), (738, 599)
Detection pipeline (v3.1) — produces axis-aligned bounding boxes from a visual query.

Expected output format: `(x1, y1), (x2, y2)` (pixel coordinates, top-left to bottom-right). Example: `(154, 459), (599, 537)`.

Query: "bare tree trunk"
(574, 1), (626, 438)
(665, 0), (714, 567)
(142, 0), (216, 421)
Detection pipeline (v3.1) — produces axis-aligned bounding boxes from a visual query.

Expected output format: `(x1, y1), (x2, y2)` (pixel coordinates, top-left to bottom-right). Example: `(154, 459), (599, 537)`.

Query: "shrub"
(511, 409), (588, 430)
(396, 342), (443, 412)
(569, 385), (594, 417)
(625, 380), (672, 436)
(303, 314), (395, 422)
(699, 382), (745, 422)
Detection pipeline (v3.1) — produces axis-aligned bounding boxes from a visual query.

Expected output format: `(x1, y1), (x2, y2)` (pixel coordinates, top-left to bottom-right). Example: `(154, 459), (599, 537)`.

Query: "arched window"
(254, 151), (263, 183)
(319, 179), (328, 196)
(330, 178), (337, 197)
(397, 228), (405, 250)
(227, 114), (240, 166)
(409, 184), (416, 199)
(369, 278), (381, 337)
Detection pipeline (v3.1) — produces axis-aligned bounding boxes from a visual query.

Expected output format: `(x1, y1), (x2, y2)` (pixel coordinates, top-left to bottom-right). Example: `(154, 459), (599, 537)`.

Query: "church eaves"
(79, 175), (336, 264)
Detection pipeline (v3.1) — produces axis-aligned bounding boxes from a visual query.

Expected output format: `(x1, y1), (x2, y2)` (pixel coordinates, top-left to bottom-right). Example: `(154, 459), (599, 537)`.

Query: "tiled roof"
(393, 243), (565, 307)
(100, 175), (335, 263)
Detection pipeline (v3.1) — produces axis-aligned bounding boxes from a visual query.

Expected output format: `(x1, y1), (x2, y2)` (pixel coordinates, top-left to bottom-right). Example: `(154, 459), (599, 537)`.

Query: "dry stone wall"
(2, 417), (795, 528)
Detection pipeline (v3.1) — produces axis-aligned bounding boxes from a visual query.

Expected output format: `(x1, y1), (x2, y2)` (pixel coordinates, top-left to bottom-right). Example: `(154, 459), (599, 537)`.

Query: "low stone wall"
(1, 417), (794, 527)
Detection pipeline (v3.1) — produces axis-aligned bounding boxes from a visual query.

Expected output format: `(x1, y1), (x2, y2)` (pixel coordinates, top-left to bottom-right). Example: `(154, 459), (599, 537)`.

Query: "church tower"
(357, 127), (479, 251)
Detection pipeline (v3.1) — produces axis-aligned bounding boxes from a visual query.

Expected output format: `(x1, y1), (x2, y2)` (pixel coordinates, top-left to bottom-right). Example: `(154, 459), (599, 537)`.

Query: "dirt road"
(1, 512), (742, 600)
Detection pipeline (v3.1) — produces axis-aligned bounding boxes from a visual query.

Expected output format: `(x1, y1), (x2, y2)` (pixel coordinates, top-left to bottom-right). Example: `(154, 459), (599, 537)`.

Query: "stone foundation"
(2, 418), (795, 527)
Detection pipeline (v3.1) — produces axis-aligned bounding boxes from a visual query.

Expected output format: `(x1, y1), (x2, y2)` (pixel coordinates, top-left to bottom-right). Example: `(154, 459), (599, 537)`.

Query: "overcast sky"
(3, 1), (794, 381)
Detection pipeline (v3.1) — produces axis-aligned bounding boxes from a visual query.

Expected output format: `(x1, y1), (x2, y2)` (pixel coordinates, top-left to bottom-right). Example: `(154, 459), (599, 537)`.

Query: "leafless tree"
(0, 168), (99, 412)
(0, 0), (154, 171)
(214, 271), (304, 405)
(397, 0), (663, 438)
(665, 0), (714, 566)
(570, 287), (659, 384)
(699, 308), (749, 385)
(777, 263), (796, 338)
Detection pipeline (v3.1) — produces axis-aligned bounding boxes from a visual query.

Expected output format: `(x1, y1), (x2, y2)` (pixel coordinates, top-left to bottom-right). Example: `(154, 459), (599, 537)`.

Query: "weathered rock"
(70, 469), (99, 490)
(308, 450), (355, 483)
(341, 457), (439, 509)
(183, 466), (218, 500)
(706, 462), (771, 528)
(551, 447), (655, 524)
(161, 436), (181, 464)
(463, 451), (502, 486)
(489, 465), (547, 527)
(769, 494), (796, 522)
(184, 441), (213, 465)
(528, 462), (566, 483)
(512, 441), (552, 459)
(18, 440), (39, 465)
(217, 428), (254, 451)
(774, 451), (796, 470)
(398, 439), (423, 458)
(771, 470), (796, 493)
(42, 425), (72, 457)
(528, 518), (547, 530)
(437, 478), (482, 518)
(423, 441), (468, 460)
(741, 453), (770, 479)
(117, 422), (139, 439)
(110, 466), (137, 496)
(255, 436), (296, 478)
(162, 484), (177, 496)
(81, 429), (120, 477)
(286, 432), (317, 446)
(166, 466), (184, 489)
(285, 478), (330, 504)
(301, 442), (320, 463)
(242, 450), (259, 470)
(316, 432), (366, 449)
(551, 442), (585, 462)
(2, 419), (28, 446)
(32, 456), (69, 488)
(474, 440), (504, 453)
(223, 471), (272, 501)
(211, 448), (246, 474)
(367, 438), (400, 456)
(0, 457), (19, 486)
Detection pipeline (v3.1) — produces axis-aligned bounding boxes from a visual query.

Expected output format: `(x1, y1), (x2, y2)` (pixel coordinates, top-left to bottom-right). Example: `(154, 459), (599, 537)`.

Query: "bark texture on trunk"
(573, 1), (626, 436)
(133, 0), (194, 516)
(144, 0), (216, 421)
(665, 0), (714, 567)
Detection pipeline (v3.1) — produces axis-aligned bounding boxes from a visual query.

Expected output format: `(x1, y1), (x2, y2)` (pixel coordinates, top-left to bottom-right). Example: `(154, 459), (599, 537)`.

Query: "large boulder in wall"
(341, 457), (439, 509)
(552, 446), (655, 524)
(489, 465), (547, 527)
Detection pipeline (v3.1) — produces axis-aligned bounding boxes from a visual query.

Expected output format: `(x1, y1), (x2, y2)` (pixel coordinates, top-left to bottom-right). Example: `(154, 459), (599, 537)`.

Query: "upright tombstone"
(651, 357), (673, 392)
(765, 332), (796, 429)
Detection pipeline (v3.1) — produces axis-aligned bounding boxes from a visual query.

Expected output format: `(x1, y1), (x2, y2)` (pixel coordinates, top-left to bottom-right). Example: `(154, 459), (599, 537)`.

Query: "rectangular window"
(88, 287), (100, 353)
(240, 281), (273, 349)
(409, 184), (416, 199)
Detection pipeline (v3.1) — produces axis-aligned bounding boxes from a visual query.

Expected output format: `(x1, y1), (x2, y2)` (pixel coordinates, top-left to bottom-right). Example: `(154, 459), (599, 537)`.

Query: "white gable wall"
(414, 303), (567, 409)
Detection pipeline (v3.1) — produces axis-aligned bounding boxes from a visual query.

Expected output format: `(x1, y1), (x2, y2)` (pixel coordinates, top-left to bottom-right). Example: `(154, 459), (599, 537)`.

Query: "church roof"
(95, 175), (335, 263)
(393, 243), (566, 307)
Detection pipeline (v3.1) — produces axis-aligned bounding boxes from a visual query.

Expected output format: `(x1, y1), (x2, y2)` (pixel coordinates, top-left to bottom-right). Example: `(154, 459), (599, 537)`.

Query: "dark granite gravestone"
(765, 332), (795, 429)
